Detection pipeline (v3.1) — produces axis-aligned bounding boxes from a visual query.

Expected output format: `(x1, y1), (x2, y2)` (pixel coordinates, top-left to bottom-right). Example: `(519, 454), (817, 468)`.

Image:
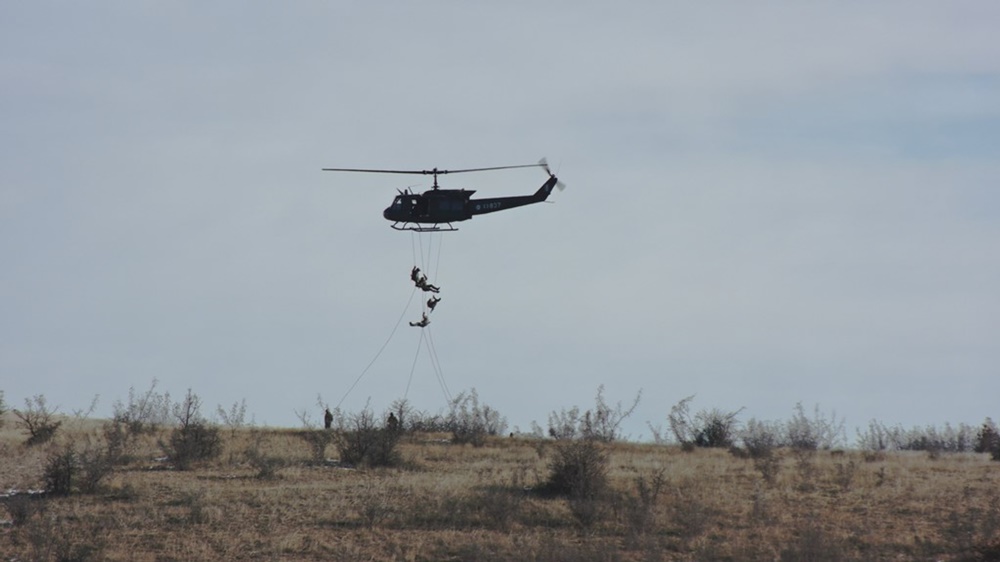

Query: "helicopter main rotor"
(322, 162), (546, 189)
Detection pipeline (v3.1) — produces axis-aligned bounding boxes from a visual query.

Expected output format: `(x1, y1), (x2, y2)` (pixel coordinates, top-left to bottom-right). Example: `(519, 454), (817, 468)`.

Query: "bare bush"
(112, 379), (172, 435)
(388, 398), (414, 432)
(856, 419), (894, 453)
(36, 441), (113, 497)
(78, 445), (113, 494)
(667, 395), (700, 446)
(858, 420), (977, 456)
(538, 437), (612, 529)
(298, 429), (334, 465)
(334, 405), (402, 467)
(695, 407), (741, 448)
(380, 398), (450, 434)
(976, 418), (1000, 460)
(547, 405), (583, 440)
(447, 389), (507, 447)
(739, 418), (782, 484)
(666, 396), (742, 449)
(741, 418), (782, 457)
(14, 394), (62, 446)
(548, 386), (641, 442)
(103, 380), (172, 464)
(216, 398), (249, 436)
(402, 410), (449, 433)
(542, 438), (609, 500)
(786, 402), (846, 451)
(43, 445), (76, 496)
(164, 389), (221, 470)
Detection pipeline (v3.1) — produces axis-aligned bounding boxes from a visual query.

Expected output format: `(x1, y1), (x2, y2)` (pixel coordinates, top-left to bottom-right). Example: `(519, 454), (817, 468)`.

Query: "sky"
(2, 2), (999, 441)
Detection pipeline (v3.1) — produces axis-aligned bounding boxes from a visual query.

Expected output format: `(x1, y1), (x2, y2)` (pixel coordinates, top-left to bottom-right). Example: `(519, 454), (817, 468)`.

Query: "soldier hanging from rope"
(409, 312), (430, 328)
(427, 295), (441, 312)
(410, 266), (440, 293)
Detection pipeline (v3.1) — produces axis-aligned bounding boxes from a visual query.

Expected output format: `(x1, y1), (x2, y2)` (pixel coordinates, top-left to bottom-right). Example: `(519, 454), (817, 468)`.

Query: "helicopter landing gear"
(390, 222), (458, 232)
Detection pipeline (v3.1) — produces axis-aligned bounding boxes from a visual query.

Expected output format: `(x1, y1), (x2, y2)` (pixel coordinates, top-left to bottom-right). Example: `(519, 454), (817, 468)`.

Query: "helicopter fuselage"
(383, 175), (558, 230)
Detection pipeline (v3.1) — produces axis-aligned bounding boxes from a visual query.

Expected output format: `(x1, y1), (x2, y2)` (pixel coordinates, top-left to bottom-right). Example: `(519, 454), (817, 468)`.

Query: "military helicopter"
(323, 159), (564, 231)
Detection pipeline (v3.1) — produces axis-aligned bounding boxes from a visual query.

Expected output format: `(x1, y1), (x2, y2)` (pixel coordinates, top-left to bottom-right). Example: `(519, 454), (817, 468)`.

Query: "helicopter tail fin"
(533, 175), (561, 202)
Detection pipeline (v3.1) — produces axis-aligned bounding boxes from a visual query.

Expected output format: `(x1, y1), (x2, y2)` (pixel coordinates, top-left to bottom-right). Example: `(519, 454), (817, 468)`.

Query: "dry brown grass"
(2, 418), (1000, 561)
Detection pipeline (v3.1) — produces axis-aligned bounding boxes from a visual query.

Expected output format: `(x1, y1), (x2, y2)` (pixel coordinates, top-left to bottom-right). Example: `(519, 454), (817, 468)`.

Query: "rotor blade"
(437, 163), (545, 175)
(322, 167), (430, 175)
(538, 157), (550, 175)
(322, 163), (543, 176)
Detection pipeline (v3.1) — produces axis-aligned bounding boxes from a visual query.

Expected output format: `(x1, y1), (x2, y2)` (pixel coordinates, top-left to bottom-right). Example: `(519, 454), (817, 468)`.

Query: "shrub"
(101, 418), (132, 466)
(164, 389), (221, 470)
(216, 398), (249, 436)
(666, 395), (742, 449)
(112, 379), (172, 435)
(739, 418), (782, 484)
(77, 445), (114, 494)
(975, 418), (1000, 459)
(39, 442), (113, 497)
(547, 386), (641, 442)
(43, 445), (77, 496)
(856, 419), (894, 453)
(542, 438), (609, 499)
(547, 405), (583, 440)
(741, 418), (782, 457)
(540, 438), (611, 529)
(169, 422), (222, 470)
(334, 406), (402, 467)
(695, 408), (740, 448)
(786, 403), (846, 451)
(103, 380), (173, 465)
(14, 394), (62, 446)
(447, 389), (507, 447)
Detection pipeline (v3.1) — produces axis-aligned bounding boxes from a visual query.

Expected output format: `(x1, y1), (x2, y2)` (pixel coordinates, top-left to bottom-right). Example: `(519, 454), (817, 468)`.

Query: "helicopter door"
(413, 196), (429, 218)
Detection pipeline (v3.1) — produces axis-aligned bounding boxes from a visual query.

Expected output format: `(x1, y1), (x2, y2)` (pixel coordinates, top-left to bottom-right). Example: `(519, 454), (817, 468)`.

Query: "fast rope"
(424, 325), (451, 401)
(336, 230), (450, 410)
(335, 286), (418, 410)
(405, 230), (451, 403)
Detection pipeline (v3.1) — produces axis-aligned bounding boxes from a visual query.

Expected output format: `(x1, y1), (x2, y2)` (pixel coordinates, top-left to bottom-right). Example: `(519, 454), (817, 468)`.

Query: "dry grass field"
(2, 412), (1000, 562)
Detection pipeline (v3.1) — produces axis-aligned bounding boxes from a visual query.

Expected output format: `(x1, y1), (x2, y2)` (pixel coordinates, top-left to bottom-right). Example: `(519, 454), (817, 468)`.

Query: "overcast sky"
(3, 2), (998, 440)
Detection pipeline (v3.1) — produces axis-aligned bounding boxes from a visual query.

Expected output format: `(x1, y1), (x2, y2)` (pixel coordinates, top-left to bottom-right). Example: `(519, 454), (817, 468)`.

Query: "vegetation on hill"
(1, 386), (999, 561)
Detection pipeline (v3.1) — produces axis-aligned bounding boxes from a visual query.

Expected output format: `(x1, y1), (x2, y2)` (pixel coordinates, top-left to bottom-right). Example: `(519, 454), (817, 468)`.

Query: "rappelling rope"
(336, 231), (449, 410)
(335, 286), (419, 409)
(403, 329), (424, 400)
(403, 230), (451, 404)
(424, 326), (452, 402)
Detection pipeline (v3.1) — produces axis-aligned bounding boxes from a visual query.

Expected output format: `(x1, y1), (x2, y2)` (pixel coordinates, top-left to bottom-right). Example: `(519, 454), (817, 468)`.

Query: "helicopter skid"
(390, 222), (458, 232)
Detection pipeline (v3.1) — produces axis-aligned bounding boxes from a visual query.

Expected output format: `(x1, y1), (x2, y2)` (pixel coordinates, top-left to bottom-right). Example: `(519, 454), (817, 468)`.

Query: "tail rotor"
(538, 157), (567, 191)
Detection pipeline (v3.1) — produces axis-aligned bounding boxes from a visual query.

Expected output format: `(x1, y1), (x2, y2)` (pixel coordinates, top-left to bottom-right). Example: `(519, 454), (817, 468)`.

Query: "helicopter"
(323, 159), (564, 231)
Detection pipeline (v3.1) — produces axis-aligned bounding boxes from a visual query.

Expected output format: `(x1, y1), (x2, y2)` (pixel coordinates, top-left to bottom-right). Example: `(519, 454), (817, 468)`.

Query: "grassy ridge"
(2, 415), (1000, 561)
